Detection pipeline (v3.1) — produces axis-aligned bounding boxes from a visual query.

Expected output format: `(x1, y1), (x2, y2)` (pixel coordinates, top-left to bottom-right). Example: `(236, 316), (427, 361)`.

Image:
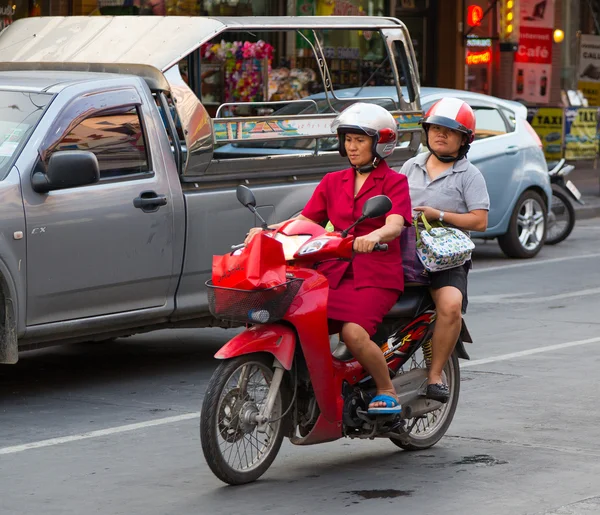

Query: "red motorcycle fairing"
(215, 324), (296, 371)
(293, 232), (354, 264)
(289, 411), (343, 446)
(278, 219), (325, 238)
(283, 267), (368, 427)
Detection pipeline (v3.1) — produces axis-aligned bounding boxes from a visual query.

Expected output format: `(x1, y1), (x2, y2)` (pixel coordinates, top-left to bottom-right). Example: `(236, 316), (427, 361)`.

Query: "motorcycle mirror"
(362, 195), (392, 219)
(341, 195), (393, 238)
(236, 185), (256, 208)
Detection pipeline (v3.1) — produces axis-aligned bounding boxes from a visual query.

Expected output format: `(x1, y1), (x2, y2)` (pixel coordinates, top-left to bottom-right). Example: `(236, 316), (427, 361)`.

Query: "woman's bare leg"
(429, 286), (463, 385)
(341, 322), (397, 408)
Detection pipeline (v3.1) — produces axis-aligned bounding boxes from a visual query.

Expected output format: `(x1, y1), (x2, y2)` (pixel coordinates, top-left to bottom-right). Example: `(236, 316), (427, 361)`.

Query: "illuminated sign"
(467, 5), (484, 27)
(466, 49), (492, 65)
(466, 38), (492, 47)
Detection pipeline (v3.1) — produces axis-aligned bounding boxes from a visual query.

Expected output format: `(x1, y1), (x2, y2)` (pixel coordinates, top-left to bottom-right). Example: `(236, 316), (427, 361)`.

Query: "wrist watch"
(438, 211), (445, 222)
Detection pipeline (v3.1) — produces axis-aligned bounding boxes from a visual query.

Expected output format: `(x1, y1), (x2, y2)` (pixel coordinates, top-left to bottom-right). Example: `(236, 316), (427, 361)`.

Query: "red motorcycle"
(200, 186), (472, 485)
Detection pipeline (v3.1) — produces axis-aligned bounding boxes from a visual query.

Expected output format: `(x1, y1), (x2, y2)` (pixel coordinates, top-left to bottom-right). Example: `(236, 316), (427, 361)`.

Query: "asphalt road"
(2, 218), (600, 515)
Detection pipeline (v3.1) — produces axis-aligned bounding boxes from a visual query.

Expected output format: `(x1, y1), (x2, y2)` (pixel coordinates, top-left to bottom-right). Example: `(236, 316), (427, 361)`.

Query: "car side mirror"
(236, 185), (257, 208)
(362, 195), (392, 219)
(31, 151), (100, 194)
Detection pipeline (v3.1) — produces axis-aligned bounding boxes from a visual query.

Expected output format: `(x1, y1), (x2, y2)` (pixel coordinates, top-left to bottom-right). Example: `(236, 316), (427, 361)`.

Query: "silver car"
(220, 87), (552, 258)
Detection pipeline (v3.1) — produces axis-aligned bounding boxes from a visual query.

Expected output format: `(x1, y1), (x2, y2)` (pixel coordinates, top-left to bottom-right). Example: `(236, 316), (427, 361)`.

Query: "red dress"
(301, 161), (412, 336)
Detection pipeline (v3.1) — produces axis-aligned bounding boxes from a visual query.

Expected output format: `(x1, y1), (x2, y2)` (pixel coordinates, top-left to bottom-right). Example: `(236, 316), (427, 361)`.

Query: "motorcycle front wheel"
(546, 187), (576, 245)
(390, 348), (460, 451)
(200, 354), (285, 485)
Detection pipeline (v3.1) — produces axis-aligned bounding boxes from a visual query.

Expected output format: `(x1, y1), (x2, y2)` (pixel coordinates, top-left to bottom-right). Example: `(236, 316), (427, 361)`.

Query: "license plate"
(565, 180), (582, 200)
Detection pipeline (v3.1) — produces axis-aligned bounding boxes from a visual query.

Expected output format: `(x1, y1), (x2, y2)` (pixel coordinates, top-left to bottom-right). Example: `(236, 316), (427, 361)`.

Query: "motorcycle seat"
(331, 286), (432, 362)
(383, 285), (432, 319)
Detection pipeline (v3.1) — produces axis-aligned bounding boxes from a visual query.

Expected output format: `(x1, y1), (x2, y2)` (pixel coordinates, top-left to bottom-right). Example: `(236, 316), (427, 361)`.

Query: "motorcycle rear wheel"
(200, 354), (285, 485)
(546, 187), (575, 245)
(390, 349), (460, 451)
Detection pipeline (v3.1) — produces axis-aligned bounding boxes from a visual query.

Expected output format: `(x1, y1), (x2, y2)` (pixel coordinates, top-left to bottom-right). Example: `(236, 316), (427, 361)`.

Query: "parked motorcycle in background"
(546, 159), (583, 245)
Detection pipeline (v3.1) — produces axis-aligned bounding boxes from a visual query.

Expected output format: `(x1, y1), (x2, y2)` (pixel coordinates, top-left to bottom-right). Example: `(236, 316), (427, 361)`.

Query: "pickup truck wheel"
(498, 190), (546, 259)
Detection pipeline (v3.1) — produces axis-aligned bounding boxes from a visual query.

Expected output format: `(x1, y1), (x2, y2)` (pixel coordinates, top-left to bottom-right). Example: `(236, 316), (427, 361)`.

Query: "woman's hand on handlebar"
(244, 227), (263, 245)
(243, 222), (284, 245)
(353, 233), (383, 253)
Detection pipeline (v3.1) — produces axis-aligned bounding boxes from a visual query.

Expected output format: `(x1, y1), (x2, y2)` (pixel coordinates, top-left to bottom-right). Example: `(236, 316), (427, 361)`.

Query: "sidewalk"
(566, 161), (600, 220)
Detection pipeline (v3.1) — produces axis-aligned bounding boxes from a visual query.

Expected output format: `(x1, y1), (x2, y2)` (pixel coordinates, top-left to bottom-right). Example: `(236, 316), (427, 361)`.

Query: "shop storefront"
(194, 0), (394, 113)
(395, 0), (436, 86)
(464, 0), (495, 95)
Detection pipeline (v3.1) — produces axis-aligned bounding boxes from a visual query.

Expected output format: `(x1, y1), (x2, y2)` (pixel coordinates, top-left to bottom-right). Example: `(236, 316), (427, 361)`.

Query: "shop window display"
(202, 0), (276, 16)
(200, 40), (274, 106)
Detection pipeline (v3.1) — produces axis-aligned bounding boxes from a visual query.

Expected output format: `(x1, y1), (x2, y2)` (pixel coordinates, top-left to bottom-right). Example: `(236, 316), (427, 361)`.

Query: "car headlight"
(297, 238), (329, 255)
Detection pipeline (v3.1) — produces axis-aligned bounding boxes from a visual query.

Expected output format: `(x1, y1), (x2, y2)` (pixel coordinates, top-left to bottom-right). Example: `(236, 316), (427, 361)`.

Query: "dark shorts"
(428, 261), (471, 314)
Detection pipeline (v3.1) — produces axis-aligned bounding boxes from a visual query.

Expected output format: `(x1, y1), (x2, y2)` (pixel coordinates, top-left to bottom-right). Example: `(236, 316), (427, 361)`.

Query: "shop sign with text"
(527, 107), (563, 160)
(513, 0), (553, 105)
(578, 34), (600, 106)
(513, 26), (552, 104)
(519, 0), (555, 29)
(564, 107), (600, 160)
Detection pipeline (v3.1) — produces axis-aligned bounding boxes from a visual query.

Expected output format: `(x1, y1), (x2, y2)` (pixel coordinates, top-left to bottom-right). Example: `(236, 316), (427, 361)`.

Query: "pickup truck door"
(21, 87), (177, 326)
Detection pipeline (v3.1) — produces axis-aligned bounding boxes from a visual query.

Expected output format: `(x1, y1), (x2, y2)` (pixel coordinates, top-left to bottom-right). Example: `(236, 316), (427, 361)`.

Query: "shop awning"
(0, 16), (402, 72)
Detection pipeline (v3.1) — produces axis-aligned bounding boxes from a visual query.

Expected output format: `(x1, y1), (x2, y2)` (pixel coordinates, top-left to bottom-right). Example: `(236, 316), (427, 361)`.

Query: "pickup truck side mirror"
(32, 151), (100, 194)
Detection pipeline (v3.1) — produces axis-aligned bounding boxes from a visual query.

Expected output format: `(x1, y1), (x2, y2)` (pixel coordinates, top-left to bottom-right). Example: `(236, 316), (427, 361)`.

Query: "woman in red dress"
(247, 103), (412, 414)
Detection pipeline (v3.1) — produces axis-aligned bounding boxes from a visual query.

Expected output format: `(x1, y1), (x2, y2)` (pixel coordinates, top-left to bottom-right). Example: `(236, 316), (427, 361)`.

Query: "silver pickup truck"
(0, 15), (421, 363)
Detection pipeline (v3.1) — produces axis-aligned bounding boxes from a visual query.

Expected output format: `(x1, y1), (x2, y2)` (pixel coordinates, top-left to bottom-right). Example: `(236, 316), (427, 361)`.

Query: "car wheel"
(498, 190), (546, 259)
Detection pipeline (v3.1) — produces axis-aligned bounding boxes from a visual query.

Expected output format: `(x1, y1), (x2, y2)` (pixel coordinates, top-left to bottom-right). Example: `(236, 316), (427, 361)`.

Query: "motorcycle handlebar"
(373, 243), (388, 252)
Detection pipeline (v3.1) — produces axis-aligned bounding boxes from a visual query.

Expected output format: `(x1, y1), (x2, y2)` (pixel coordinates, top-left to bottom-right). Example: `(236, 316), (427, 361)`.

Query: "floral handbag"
(415, 213), (475, 272)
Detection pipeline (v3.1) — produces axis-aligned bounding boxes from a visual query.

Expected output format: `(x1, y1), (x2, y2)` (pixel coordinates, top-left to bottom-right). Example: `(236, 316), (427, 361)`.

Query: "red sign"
(514, 27), (553, 64)
(466, 49), (492, 65)
(467, 5), (484, 27)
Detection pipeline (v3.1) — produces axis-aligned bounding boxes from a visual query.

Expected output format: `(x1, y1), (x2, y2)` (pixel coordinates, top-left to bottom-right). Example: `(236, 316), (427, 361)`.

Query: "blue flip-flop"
(367, 394), (402, 415)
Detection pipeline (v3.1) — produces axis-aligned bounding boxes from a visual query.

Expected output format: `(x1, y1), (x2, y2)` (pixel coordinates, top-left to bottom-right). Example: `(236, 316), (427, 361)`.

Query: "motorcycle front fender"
(215, 324), (296, 370)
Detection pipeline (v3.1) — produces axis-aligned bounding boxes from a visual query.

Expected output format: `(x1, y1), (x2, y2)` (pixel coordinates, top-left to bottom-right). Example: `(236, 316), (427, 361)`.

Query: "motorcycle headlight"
(297, 238), (329, 255)
(274, 233), (312, 260)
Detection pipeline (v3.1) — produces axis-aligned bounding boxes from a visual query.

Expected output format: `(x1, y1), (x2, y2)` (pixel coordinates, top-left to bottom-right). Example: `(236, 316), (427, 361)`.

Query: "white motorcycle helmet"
(331, 102), (399, 172)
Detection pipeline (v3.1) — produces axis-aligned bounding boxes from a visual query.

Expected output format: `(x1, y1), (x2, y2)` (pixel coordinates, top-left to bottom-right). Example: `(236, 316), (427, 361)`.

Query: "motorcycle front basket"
(205, 278), (303, 324)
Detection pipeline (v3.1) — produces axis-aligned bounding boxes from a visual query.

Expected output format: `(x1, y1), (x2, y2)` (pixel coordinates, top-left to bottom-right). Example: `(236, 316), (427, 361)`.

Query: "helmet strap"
(424, 127), (470, 163)
(427, 146), (458, 163)
(352, 157), (380, 174)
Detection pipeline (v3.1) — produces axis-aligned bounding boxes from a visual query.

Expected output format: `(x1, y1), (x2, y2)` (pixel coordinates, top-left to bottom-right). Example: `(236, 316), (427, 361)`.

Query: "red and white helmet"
(332, 102), (398, 160)
(421, 98), (476, 143)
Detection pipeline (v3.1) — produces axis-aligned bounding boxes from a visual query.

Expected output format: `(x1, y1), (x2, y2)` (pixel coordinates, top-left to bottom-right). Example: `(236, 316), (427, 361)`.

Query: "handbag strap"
(419, 212), (433, 232)
(413, 215), (422, 245)
(414, 212), (452, 244)
(414, 213), (434, 245)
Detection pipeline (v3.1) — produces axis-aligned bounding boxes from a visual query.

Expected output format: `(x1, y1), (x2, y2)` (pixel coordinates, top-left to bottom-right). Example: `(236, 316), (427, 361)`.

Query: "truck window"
(51, 106), (150, 179)
(198, 29), (404, 161)
(0, 91), (52, 181)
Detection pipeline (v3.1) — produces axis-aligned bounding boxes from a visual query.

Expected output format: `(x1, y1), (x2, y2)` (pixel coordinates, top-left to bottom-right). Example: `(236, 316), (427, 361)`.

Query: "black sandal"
(426, 383), (450, 403)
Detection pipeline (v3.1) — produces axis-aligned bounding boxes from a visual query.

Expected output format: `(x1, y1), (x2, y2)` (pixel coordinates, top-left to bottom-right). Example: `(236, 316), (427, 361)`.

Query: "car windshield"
(0, 90), (53, 180)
